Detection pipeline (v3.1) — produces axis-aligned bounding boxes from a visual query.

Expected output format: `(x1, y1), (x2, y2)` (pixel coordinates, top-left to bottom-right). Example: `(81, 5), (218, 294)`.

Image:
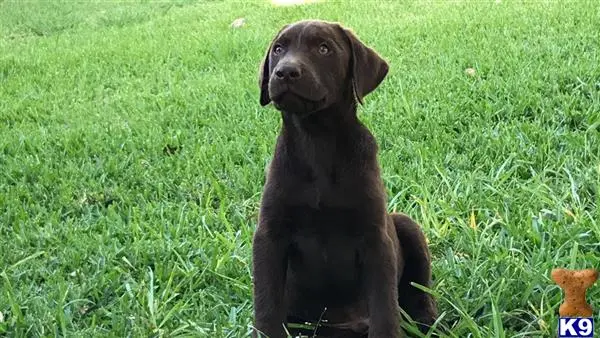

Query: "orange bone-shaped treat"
(551, 268), (598, 317)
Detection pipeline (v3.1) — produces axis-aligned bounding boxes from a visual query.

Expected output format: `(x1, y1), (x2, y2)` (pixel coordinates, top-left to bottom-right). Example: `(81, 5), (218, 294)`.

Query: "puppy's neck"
(278, 99), (367, 180)
(281, 99), (359, 137)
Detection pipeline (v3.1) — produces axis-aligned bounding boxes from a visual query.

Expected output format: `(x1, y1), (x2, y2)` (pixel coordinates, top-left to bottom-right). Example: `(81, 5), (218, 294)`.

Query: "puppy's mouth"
(270, 85), (326, 115)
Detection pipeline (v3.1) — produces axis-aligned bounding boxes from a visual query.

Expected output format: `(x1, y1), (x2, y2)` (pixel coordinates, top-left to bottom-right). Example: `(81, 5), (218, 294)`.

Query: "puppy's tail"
(391, 213), (438, 334)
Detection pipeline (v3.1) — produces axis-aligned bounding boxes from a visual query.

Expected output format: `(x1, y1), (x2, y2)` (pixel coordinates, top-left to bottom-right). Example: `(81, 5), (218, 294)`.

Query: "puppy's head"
(258, 20), (389, 116)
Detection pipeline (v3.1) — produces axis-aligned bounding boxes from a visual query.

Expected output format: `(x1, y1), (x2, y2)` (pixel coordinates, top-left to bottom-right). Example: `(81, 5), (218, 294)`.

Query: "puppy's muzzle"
(269, 61), (325, 112)
(274, 62), (302, 83)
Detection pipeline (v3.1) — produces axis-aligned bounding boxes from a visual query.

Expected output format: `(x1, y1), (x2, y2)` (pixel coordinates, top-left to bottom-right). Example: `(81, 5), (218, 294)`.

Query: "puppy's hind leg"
(391, 213), (438, 334)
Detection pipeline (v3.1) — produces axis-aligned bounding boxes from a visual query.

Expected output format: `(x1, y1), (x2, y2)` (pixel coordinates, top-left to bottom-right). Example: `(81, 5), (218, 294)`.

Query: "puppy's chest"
(291, 166), (360, 208)
(286, 205), (366, 271)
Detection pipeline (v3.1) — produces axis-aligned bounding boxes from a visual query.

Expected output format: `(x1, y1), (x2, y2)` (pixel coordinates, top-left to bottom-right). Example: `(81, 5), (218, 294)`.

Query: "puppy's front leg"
(365, 224), (402, 338)
(252, 209), (289, 338)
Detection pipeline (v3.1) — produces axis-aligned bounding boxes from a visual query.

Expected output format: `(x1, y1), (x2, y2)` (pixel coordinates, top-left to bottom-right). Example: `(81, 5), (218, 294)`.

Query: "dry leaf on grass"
(469, 211), (477, 229)
(231, 18), (246, 28)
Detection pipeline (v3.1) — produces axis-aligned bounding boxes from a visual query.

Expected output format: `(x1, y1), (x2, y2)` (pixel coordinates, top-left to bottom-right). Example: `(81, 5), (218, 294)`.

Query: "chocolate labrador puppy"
(252, 20), (437, 338)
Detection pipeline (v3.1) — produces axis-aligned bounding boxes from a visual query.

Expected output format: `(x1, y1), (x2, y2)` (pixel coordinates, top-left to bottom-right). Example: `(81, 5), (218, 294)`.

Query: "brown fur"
(252, 20), (438, 338)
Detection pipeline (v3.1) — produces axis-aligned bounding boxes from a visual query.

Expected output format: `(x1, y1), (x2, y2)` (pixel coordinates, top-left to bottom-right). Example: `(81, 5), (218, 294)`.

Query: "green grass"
(1, 0), (599, 336)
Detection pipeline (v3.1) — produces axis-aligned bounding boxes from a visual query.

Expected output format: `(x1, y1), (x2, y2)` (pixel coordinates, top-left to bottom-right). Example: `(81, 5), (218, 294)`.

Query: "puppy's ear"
(258, 25), (289, 106)
(341, 27), (389, 105)
(258, 42), (273, 106)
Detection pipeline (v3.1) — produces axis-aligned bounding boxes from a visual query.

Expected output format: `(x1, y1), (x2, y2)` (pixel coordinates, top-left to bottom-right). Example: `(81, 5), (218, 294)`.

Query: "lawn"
(1, 0), (599, 337)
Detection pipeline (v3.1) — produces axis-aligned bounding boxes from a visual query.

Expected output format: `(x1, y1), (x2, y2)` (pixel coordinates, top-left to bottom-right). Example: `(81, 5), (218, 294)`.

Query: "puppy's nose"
(274, 63), (302, 82)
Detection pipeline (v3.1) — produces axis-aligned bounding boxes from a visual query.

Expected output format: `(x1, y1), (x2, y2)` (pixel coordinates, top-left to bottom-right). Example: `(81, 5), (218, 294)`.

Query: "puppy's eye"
(318, 44), (330, 55)
(273, 45), (284, 55)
